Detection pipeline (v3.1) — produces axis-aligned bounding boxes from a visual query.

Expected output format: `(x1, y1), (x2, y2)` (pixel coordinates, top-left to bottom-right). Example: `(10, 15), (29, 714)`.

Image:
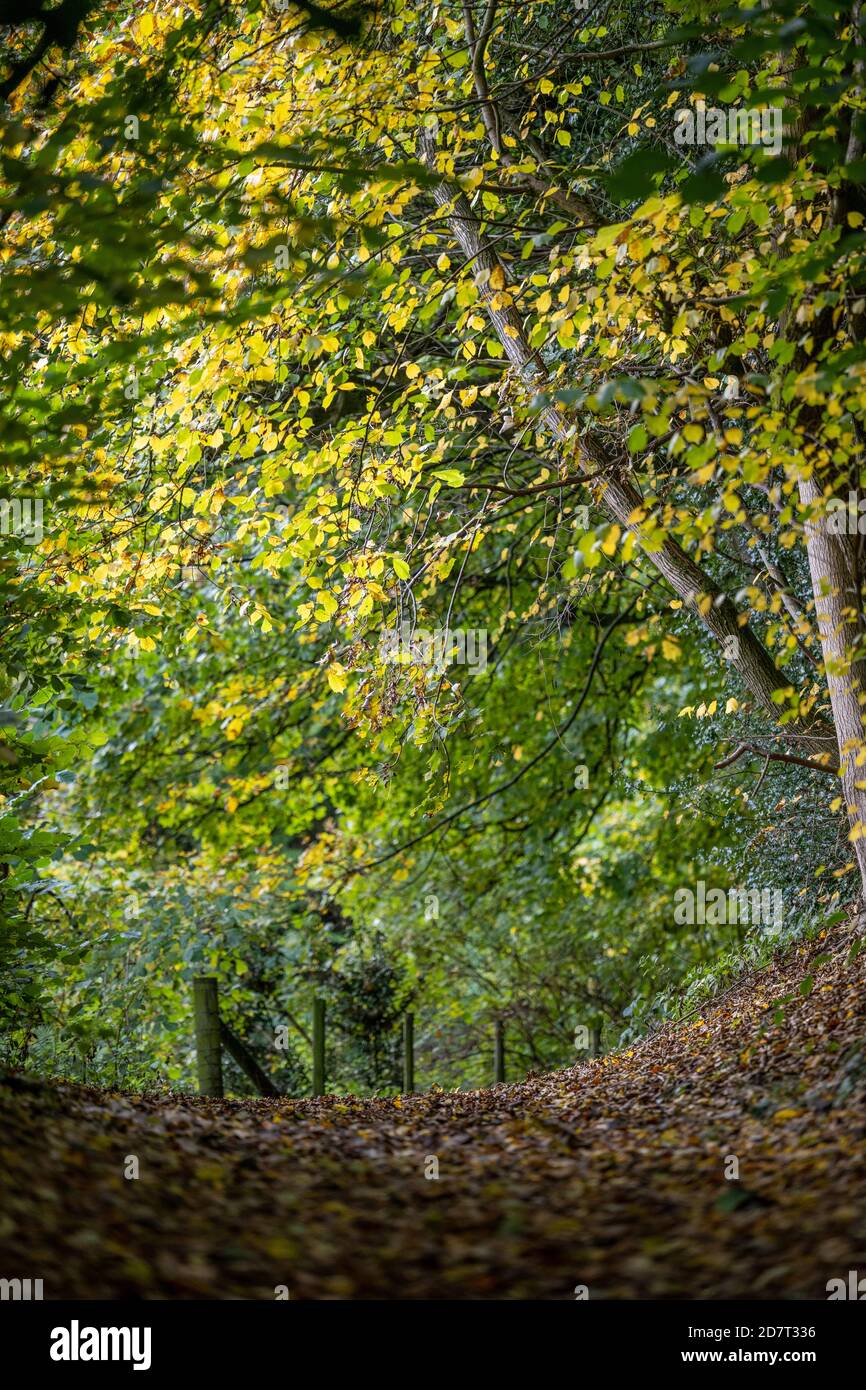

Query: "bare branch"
(714, 742), (838, 775)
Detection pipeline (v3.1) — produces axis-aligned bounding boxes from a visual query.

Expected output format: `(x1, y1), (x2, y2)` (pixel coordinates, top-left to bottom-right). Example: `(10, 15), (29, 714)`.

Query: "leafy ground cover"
(2, 919), (865, 1300)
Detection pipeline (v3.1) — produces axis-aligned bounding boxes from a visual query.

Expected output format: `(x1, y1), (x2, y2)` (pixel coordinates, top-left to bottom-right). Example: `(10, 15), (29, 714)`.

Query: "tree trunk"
(418, 140), (836, 764)
(800, 477), (866, 900)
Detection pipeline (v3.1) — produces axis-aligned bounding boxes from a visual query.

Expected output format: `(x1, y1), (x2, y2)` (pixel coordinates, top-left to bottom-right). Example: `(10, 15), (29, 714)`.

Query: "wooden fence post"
(312, 997), (325, 1096)
(193, 976), (223, 1097)
(494, 1018), (505, 1083)
(403, 1012), (415, 1094)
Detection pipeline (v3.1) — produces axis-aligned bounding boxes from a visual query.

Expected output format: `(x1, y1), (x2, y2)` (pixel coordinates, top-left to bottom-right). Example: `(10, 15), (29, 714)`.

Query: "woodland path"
(2, 923), (865, 1299)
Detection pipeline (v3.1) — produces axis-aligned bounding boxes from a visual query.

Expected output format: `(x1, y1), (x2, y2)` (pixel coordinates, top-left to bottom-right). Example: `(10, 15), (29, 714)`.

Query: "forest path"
(2, 923), (866, 1299)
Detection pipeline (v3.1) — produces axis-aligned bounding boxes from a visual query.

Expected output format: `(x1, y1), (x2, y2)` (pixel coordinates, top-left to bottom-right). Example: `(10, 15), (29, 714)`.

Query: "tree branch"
(714, 742), (838, 775)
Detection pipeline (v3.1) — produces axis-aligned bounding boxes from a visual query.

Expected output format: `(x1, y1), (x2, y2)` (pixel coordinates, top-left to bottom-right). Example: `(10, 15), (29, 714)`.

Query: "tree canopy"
(2, 0), (865, 1095)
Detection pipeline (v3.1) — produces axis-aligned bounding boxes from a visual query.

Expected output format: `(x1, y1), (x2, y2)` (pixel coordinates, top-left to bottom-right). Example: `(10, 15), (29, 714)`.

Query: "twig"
(714, 742), (837, 775)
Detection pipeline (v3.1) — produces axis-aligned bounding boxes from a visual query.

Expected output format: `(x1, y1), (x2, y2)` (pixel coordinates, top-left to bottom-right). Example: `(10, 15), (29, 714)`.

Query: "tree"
(2, 0), (865, 1088)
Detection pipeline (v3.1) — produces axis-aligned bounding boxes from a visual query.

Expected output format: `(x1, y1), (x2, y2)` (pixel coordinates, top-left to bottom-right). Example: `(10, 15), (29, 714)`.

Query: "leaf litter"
(1, 923), (865, 1299)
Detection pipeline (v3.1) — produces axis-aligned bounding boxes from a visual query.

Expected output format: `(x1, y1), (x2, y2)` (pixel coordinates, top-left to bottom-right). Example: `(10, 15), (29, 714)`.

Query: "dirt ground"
(2, 923), (865, 1299)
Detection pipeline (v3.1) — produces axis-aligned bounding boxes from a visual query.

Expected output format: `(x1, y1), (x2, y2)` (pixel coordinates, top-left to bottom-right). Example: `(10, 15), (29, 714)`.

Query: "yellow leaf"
(315, 590), (338, 618)
(327, 664), (347, 693)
